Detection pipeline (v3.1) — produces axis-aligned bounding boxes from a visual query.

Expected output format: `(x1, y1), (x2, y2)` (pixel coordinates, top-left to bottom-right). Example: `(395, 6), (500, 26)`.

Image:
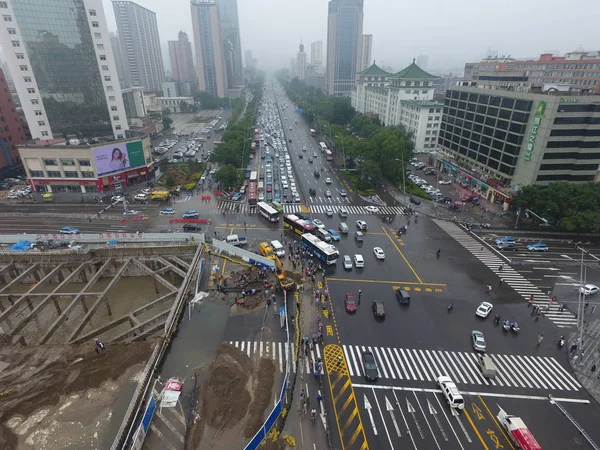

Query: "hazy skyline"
(97, 0), (596, 74)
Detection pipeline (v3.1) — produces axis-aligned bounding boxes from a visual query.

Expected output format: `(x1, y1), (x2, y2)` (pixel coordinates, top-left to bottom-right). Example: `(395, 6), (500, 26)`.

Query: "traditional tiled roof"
(357, 61), (391, 77)
(390, 59), (439, 79)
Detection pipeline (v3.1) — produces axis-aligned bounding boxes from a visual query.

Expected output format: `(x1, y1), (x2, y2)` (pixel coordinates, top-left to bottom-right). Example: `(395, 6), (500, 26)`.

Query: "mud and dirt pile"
(0, 341), (154, 450)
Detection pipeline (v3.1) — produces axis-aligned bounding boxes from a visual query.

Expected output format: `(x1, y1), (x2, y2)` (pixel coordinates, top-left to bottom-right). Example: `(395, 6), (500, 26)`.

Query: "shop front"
(100, 166), (153, 191)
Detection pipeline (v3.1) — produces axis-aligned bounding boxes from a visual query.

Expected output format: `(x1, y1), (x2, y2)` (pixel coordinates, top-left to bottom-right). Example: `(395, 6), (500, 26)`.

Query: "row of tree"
(277, 72), (414, 191)
(210, 79), (264, 189)
(511, 182), (600, 233)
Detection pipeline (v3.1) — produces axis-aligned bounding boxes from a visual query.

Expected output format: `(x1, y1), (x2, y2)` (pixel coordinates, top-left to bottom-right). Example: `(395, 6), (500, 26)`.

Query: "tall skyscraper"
(110, 32), (127, 89)
(245, 50), (253, 68)
(311, 41), (323, 65)
(168, 31), (195, 83)
(0, 0), (128, 139)
(416, 54), (429, 70)
(359, 34), (373, 72)
(191, 0), (228, 97)
(297, 43), (307, 80)
(326, 0), (364, 96)
(112, 1), (165, 93)
(218, 0), (243, 87)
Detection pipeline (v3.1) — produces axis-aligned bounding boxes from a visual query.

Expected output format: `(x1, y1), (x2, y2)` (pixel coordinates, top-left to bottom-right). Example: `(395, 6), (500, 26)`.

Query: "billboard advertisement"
(93, 141), (146, 176)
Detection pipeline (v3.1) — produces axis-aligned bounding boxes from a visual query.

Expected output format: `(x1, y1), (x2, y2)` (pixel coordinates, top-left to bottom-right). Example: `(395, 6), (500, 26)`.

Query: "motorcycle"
(557, 335), (565, 348)
(503, 321), (511, 331)
(511, 323), (520, 333)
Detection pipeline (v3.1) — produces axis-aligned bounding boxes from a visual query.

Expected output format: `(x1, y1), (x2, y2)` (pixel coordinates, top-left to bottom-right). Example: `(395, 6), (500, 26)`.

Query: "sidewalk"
(281, 260), (329, 449)
(568, 317), (600, 407)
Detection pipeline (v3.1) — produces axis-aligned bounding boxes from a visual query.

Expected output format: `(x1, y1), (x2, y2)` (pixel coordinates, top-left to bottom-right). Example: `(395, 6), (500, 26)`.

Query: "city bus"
(271, 201), (283, 213)
(247, 181), (257, 206)
(301, 233), (339, 265)
(249, 171), (258, 182)
(257, 201), (280, 222)
(319, 142), (327, 153)
(283, 214), (316, 236)
(325, 149), (333, 161)
(250, 142), (256, 153)
(309, 129), (316, 137)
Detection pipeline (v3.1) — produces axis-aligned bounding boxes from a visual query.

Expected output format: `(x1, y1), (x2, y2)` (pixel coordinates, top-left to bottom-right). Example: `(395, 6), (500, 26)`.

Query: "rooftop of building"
(402, 99), (444, 108)
(467, 50), (600, 65)
(357, 61), (391, 77)
(390, 60), (439, 80)
(20, 135), (147, 149)
(451, 81), (600, 99)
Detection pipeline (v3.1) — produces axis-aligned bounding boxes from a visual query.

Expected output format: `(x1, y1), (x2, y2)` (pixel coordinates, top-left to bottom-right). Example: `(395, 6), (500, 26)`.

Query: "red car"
(344, 293), (357, 313)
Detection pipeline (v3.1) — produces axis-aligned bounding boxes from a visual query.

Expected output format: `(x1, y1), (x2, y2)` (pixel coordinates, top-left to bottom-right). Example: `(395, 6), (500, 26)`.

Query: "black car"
(314, 171), (320, 178)
(395, 289), (411, 304)
(362, 351), (379, 381)
(409, 197), (421, 205)
(309, 188), (316, 196)
(183, 224), (202, 232)
(372, 300), (386, 318)
(298, 153), (303, 159)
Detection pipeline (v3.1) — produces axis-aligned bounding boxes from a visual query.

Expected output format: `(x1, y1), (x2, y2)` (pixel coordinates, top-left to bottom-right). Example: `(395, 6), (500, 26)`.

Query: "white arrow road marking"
(412, 392), (441, 450)
(372, 389), (394, 449)
(427, 399), (448, 441)
(406, 398), (425, 439)
(364, 393), (378, 436)
(433, 393), (467, 449)
(386, 396), (401, 437)
(393, 390), (418, 450)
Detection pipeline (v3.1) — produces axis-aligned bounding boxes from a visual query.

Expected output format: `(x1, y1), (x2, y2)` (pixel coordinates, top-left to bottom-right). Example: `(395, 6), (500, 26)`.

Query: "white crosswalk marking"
(228, 341), (580, 391)
(433, 220), (578, 328)
(174, 196), (192, 203)
(303, 204), (407, 215)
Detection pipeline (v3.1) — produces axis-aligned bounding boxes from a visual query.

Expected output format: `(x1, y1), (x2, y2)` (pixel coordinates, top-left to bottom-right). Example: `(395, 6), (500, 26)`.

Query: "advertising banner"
(93, 141), (145, 176)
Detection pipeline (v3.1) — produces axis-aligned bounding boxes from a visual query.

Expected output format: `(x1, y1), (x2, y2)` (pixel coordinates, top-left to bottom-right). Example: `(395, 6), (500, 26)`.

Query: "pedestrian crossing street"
(228, 340), (580, 391)
(434, 220), (578, 328)
(342, 344), (580, 391)
(216, 200), (406, 215)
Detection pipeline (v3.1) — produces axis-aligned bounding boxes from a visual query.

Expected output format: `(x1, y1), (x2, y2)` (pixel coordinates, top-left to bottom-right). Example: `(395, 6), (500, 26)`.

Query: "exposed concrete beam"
(165, 255), (191, 271)
(39, 259), (113, 344)
(0, 263), (14, 276)
(10, 263), (87, 335)
(0, 264), (39, 294)
(156, 257), (187, 278)
(115, 310), (170, 342)
(130, 259), (177, 291)
(68, 259), (132, 343)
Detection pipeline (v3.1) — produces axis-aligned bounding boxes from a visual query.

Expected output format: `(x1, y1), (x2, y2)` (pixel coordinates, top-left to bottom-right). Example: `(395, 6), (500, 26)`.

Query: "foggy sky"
(102, 0), (598, 74)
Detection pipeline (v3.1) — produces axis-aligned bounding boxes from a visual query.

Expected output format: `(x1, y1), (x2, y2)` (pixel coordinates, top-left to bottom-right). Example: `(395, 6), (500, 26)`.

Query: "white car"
(312, 219), (325, 229)
(325, 190), (332, 197)
(325, 207), (334, 216)
(373, 247), (385, 260)
(325, 177), (332, 184)
(439, 180), (452, 185)
(134, 193), (147, 200)
(580, 284), (599, 296)
(475, 301), (493, 318)
(123, 210), (140, 216)
(354, 254), (365, 268)
(343, 255), (353, 270)
(356, 220), (367, 231)
(111, 195), (125, 204)
(365, 206), (380, 213)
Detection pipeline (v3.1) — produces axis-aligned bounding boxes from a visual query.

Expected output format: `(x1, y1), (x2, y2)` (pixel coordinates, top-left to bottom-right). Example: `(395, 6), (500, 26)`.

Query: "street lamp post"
(334, 135), (347, 170)
(394, 158), (407, 204)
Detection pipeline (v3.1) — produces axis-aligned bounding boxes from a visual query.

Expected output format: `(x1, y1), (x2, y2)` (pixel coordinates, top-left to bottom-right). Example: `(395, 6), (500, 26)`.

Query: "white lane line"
(396, 348), (413, 380)
(343, 345), (354, 377)
(544, 357), (581, 388)
(418, 349), (436, 380)
(373, 346), (391, 379)
(406, 349), (424, 381)
(386, 348), (403, 380)
(444, 351), (467, 384)
(456, 352), (481, 385)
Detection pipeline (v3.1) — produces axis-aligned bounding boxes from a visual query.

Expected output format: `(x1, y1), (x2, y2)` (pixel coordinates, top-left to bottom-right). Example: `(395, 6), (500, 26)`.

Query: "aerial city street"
(0, 0), (599, 449)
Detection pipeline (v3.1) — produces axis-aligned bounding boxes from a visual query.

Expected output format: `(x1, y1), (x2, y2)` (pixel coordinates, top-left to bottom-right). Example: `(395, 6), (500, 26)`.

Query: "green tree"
(165, 174), (175, 188)
(357, 160), (382, 189)
(162, 114), (173, 129)
(180, 101), (189, 113)
(215, 165), (239, 189)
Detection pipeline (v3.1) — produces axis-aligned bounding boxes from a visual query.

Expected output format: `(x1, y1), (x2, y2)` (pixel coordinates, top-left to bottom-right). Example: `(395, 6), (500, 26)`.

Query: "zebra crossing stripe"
(433, 219), (578, 328)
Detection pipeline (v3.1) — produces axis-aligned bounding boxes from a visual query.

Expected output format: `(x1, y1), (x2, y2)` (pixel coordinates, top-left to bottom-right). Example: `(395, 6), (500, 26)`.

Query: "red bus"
(250, 142), (256, 152)
(283, 214), (316, 236)
(309, 129), (316, 137)
(253, 132), (260, 143)
(247, 181), (257, 206)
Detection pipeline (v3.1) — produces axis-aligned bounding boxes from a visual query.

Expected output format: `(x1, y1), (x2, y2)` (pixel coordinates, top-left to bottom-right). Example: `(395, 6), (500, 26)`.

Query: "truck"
(151, 190), (171, 201)
(275, 257), (295, 291)
(226, 235), (247, 246)
(497, 408), (542, 450)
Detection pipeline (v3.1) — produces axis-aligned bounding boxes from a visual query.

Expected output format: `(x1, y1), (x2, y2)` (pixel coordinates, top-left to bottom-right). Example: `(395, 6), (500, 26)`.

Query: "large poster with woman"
(93, 141), (145, 175)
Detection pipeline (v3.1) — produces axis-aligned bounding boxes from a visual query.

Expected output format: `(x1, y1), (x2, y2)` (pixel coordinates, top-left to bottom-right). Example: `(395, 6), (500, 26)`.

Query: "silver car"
(471, 330), (486, 352)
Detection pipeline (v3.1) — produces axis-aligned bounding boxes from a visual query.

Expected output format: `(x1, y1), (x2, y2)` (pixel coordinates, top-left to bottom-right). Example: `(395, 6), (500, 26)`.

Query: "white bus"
(257, 201), (280, 222)
(249, 171), (258, 182)
(319, 142), (327, 153)
(301, 233), (339, 265)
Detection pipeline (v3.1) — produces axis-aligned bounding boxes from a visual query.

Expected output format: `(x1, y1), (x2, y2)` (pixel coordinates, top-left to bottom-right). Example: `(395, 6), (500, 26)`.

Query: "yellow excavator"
(275, 257), (295, 291)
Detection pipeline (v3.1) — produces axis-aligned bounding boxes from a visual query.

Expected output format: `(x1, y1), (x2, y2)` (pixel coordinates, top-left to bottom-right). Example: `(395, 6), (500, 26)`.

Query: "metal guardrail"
(0, 212), (122, 220)
(0, 232), (206, 245)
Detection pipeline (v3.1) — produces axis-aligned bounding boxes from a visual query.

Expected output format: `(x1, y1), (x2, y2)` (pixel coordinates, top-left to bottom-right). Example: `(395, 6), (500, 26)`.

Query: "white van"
(316, 228), (332, 243)
(271, 240), (285, 257)
(437, 376), (464, 410)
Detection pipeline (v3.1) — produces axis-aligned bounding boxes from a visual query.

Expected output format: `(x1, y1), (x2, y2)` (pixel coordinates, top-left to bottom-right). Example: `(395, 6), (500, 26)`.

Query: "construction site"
(0, 242), (201, 449)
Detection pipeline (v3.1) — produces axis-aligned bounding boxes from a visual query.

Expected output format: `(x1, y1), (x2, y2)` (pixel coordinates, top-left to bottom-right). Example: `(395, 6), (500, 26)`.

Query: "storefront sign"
(524, 101), (545, 162)
(559, 97), (579, 103)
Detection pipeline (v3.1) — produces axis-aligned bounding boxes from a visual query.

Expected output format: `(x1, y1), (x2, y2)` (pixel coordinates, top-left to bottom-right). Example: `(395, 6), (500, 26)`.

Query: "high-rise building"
(112, 1), (165, 93)
(0, 0), (128, 140)
(416, 55), (429, 71)
(218, 0), (243, 87)
(110, 32), (127, 89)
(359, 34), (372, 72)
(168, 31), (195, 84)
(311, 41), (323, 65)
(0, 69), (27, 171)
(297, 43), (307, 81)
(326, 0), (364, 96)
(245, 50), (253, 68)
(191, 0), (228, 97)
